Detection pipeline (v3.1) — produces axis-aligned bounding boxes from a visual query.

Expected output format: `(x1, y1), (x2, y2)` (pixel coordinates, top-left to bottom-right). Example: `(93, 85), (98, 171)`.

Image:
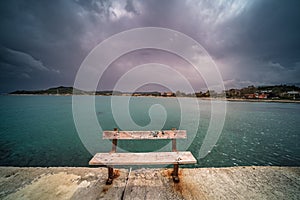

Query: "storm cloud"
(0, 0), (299, 92)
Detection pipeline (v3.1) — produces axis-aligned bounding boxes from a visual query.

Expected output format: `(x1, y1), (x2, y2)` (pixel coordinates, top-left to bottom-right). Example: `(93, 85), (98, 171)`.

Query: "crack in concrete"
(121, 167), (132, 200)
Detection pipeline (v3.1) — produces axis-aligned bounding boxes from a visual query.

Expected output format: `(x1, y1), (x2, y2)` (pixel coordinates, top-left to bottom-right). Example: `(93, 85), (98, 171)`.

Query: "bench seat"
(89, 151), (196, 165)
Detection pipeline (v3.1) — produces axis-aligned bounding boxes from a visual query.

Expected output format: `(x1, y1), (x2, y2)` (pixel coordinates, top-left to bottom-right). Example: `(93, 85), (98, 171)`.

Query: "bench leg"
(106, 167), (114, 185)
(172, 164), (179, 183)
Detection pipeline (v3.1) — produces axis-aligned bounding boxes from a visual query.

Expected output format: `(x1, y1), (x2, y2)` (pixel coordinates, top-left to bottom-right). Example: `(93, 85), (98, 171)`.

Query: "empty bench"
(89, 128), (197, 184)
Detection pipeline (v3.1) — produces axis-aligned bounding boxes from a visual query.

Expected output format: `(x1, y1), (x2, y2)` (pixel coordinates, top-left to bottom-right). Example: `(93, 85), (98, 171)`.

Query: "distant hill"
(9, 86), (122, 95)
(10, 86), (82, 95)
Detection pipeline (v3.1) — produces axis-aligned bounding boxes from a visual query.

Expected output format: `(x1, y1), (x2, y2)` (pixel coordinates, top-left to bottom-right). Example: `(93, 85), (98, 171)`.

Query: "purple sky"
(0, 0), (300, 93)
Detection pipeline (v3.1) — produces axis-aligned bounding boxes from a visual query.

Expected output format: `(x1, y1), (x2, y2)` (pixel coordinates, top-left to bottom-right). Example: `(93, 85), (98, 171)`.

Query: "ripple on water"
(1, 96), (300, 167)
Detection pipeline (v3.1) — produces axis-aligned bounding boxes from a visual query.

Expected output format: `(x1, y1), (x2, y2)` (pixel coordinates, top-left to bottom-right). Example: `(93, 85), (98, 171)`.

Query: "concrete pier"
(0, 166), (299, 199)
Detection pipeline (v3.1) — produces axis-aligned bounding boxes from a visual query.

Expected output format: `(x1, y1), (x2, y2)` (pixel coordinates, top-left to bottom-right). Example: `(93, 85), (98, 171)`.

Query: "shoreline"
(215, 97), (300, 103)
(4, 94), (300, 103)
(1, 166), (299, 199)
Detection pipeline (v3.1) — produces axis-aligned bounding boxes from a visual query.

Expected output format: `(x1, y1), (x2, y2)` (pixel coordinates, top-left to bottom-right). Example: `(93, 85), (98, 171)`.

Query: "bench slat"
(89, 151), (196, 165)
(103, 130), (186, 140)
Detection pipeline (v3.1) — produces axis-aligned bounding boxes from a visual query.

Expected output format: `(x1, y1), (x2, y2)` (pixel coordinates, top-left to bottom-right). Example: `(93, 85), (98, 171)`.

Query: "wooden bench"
(89, 128), (197, 184)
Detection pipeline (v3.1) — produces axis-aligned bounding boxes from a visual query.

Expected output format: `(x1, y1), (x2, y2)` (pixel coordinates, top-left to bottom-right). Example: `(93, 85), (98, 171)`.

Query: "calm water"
(0, 95), (299, 167)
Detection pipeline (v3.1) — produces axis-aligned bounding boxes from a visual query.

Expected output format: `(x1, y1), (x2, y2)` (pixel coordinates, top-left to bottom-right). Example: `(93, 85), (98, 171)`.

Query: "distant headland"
(9, 85), (300, 102)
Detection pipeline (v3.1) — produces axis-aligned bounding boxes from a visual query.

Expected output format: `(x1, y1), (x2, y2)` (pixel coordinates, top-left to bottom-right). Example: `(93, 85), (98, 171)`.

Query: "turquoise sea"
(0, 95), (299, 167)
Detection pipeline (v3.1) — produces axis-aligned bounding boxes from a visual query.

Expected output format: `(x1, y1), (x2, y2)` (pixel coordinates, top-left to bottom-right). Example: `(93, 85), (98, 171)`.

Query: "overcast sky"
(0, 0), (300, 93)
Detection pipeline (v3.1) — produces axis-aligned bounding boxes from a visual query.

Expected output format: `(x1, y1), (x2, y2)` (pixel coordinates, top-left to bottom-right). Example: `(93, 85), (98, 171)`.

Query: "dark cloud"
(0, 0), (100, 91)
(0, 45), (49, 72)
(214, 0), (300, 61)
(209, 0), (300, 87)
(125, 0), (138, 14)
(0, 0), (299, 93)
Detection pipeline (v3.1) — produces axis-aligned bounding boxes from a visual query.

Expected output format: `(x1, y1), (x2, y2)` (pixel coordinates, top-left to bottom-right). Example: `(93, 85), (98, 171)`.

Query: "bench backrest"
(103, 130), (186, 140)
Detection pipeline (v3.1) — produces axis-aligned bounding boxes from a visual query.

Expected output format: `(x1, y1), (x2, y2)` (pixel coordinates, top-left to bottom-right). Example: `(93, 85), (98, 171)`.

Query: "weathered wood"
(111, 139), (117, 153)
(107, 128), (119, 184)
(107, 167), (114, 185)
(89, 151), (196, 165)
(172, 139), (177, 152)
(103, 130), (187, 140)
(172, 164), (179, 183)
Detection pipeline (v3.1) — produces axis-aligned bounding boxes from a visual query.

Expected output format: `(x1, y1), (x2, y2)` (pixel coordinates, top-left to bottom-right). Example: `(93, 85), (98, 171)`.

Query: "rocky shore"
(0, 166), (299, 200)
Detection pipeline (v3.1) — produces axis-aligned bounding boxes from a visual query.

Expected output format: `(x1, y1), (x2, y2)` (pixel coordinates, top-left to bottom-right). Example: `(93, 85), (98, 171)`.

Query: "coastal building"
(259, 90), (272, 93)
(286, 91), (299, 99)
(287, 91), (299, 95)
(161, 92), (175, 97)
(258, 93), (268, 99)
(244, 93), (256, 99)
